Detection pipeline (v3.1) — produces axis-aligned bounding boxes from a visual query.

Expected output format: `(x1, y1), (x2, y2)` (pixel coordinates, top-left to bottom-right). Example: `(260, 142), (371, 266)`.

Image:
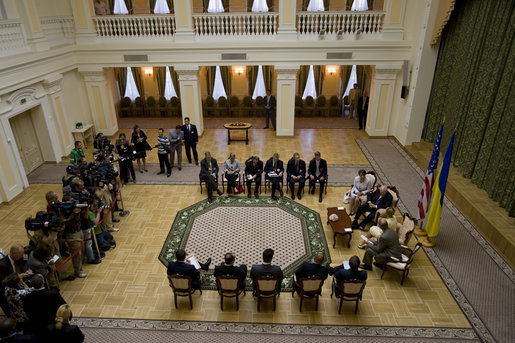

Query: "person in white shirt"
(223, 153), (241, 196)
(349, 169), (373, 215)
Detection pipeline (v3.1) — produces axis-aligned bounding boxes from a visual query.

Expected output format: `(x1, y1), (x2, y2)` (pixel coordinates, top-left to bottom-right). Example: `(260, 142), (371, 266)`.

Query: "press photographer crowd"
(0, 131), (135, 342)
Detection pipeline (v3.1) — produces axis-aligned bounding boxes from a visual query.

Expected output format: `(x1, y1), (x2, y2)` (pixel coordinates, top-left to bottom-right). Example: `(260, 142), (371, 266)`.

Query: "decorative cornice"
(78, 67), (106, 82)
(275, 65), (300, 80)
(374, 65), (402, 80)
(42, 74), (63, 95)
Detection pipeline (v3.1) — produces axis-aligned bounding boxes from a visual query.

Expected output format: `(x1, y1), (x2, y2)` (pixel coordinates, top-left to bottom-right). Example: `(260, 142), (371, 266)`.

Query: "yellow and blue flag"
(426, 132), (455, 238)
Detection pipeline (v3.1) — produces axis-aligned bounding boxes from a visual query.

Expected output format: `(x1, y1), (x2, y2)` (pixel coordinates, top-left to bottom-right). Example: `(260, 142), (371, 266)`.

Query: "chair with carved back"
(331, 278), (366, 314)
(199, 173), (219, 194)
(381, 243), (422, 285)
(222, 172), (242, 194)
(167, 275), (201, 309)
(216, 275), (246, 311)
(254, 276), (280, 312)
(291, 275), (324, 312)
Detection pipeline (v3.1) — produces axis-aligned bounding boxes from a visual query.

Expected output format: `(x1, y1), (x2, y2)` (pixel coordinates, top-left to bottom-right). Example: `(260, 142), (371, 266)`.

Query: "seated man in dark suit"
(167, 249), (211, 290)
(308, 151), (328, 203)
(292, 252), (331, 295)
(245, 156), (263, 199)
(286, 153), (306, 200)
(0, 318), (38, 342)
(360, 218), (402, 270)
(0, 245), (30, 316)
(199, 152), (223, 203)
(264, 153), (284, 200)
(333, 255), (368, 297)
(213, 252), (247, 291)
(250, 249), (283, 293)
(352, 185), (392, 230)
(23, 274), (66, 338)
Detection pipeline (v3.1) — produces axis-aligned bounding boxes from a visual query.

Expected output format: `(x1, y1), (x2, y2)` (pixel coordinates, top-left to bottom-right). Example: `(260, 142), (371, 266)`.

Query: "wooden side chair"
(331, 278), (366, 314)
(216, 275), (246, 311)
(381, 243), (422, 285)
(264, 174), (284, 194)
(168, 275), (201, 309)
(253, 276), (280, 312)
(222, 172), (242, 194)
(291, 275), (324, 312)
(199, 174), (219, 194)
(308, 174), (328, 195)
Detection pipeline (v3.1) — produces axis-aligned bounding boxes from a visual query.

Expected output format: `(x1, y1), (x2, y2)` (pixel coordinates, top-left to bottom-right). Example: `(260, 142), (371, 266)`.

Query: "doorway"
(9, 109), (44, 174)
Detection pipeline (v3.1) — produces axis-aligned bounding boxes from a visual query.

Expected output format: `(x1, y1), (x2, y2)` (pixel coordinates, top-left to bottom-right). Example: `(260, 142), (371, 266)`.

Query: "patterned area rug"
(27, 163), (369, 186)
(158, 197), (331, 291)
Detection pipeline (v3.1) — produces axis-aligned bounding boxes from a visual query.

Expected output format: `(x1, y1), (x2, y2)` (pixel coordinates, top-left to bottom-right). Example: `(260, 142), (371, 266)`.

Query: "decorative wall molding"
(78, 67), (106, 82)
(42, 74), (64, 95)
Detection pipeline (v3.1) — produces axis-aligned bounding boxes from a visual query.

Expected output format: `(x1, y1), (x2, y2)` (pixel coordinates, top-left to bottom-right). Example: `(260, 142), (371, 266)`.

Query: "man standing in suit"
(167, 249), (211, 290)
(245, 156), (263, 199)
(263, 89), (276, 130)
(286, 153), (306, 200)
(348, 83), (361, 119)
(250, 249), (283, 293)
(352, 185), (393, 230)
(181, 117), (199, 165)
(292, 252), (331, 295)
(357, 90), (369, 130)
(168, 125), (184, 170)
(360, 219), (402, 270)
(0, 245), (30, 316)
(23, 274), (66, 338)
(213, 252), (247, 291)
(333, 255), (368, 297)
(199, 152), (223, 203)
(264, 153), (284, 200)
(308, 151), (328, 203)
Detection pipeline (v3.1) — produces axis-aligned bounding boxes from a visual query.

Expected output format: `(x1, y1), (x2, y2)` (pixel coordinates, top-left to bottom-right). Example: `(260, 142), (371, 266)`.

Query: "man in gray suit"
(360, 218), (402, 270)
(168, 125), (184, 170)
(250, 248), (283, 293)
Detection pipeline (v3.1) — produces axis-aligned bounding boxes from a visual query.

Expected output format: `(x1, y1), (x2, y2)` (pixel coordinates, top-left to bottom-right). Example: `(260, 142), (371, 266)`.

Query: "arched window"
(252, 65), (267, 99)
(153, 0), (170, 14)
(164, 67), (177, 99)
(212, 66), (227, 99)
(252, 0), (269, 12)
(343, 65), (358, 97)
(207, 0), (225, 13)
(351, 0), (369, 11)
(113, 0), (129, 14)
(302, 65), (317, 99)
(124, 67), (140, 101)
(307, 0), (325, 11)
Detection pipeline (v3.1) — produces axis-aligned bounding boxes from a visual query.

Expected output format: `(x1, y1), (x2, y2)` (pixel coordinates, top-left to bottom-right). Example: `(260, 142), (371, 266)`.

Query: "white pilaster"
(275, 65), (299, 136)
(173, 0), (196, 42)
(175, 66), (203, 135)
(382, 0), (406, 40)
(70, 0), (97, 44)
(278, 0), (298, 41)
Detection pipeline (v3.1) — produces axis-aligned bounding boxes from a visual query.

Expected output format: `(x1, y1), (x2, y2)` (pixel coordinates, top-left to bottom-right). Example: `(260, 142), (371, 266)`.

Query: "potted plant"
(75, 122), (83, 129)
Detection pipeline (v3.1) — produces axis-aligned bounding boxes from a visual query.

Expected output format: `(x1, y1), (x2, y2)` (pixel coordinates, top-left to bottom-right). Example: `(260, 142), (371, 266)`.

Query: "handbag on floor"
(343, 191), (351, 204)
(235, 185), (244, 194)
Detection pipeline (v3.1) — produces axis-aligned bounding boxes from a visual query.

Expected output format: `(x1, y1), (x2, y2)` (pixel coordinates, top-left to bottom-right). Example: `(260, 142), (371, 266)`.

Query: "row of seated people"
(199, 151), (328, 203)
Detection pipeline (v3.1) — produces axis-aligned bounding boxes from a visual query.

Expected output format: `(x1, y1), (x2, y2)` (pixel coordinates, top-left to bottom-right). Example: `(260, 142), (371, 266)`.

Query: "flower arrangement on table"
(229, 122), (247, 127)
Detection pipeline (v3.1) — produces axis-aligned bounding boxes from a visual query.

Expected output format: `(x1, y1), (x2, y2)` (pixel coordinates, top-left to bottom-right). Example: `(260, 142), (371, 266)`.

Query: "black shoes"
(373, 262), (384, 269)
(178, 167), (182, 170)
(167, 173), (171, 177)
(200, 258), (212, 271)
(279, 190), (284, 197)
(255, 193), (259, 199)
(264, 126), (269, 129)
(248, 194), (251, 198)
(272, 195), (278, 200)
(360, 264), (372, 271)
(112, 218), (120, 223)
(217, 189), (223, 196)
(319, 196), (323, 203)
(208, 198), (213, 203)
(297, 193), (302, 200)
(291, 194), (295, 200)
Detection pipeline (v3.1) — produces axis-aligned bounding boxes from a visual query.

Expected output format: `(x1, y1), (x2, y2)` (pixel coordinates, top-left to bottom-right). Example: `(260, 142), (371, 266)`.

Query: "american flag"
(417, 124), (443, 221)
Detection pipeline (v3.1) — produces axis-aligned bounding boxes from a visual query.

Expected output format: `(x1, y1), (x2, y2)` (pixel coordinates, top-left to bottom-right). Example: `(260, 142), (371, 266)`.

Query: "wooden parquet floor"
(1, 129), (470, 328)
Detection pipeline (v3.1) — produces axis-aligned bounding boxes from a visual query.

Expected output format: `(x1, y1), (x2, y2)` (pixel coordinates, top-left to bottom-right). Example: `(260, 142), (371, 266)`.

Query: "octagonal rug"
(158, 196), (331, 291)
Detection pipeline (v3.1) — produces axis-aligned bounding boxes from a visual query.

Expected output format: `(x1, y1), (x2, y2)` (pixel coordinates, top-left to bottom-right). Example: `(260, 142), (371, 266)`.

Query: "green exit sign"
(20, 98), (26, 104)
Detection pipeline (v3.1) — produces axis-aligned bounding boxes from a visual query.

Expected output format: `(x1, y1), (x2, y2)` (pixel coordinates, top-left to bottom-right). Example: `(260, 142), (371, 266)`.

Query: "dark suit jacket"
(369, 228), (402, 260)
(167, 261), (201, 289)
(264, 158), (284, 175)
(0, 256), (27, 282)
(334, 268), (368, 283)
(214, 264), (247, 290)
(286, 159), (306, 179)
(245, 160), (263, 177)
(358, 96), (369, 114)
(367, 188), (393, 210)
(0, 333), (39, 342)
(294, 262), (331, 281)
(199, 158), (219, 177)
(46, 323), (84, 343)
(263, 95), (276, 110)
(308, 158), (328, 178)
(250, 263), (283, 290)
(24, 289), (66, 334)
(181, 124), (198, 145)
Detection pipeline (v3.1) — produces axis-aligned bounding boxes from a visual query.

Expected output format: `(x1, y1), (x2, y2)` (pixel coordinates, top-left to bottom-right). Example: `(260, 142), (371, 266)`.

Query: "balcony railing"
(193, 13), (278, 38)
(297, 11), (385, 39)
(0, 20), (29, 57)
(93, 15), (176, 38)
(41, 17), (75, 46)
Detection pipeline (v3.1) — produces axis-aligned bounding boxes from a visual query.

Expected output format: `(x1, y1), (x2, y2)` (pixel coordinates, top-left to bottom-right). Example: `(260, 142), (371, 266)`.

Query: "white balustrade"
(93, 15), (176, 38)
(297, 11), (385, 39)
(40, 17), (75, 46)
(193, 13), (278, 39)
(0, 20), (29, 57)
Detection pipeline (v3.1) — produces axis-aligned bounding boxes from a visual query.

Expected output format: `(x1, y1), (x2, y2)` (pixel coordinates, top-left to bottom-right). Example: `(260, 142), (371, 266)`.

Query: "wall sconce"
(143, 67), (153, 77)
(327, 66), (337, 75)
(234, 67), (245, 76)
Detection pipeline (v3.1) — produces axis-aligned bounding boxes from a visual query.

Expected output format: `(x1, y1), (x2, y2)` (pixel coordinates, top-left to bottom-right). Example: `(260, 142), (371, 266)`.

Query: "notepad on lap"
(343, 261), (350, 269)
(186, 255), (201, 270)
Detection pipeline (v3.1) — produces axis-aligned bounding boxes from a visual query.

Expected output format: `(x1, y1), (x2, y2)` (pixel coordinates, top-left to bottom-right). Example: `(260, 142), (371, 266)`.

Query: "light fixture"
(143, 67), (153, 77)
(327, 66), (337, 75)
(234, 66), (245, 76)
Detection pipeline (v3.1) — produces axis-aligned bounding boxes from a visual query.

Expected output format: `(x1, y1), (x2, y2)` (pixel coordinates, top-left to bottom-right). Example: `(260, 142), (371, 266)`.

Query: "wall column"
(278, 0), (297, 40)
(382, 0), (406, 40)
(70, 0), (97, 44)
(173, 0), (195, 42)
(175, 66), (203, 136)
(275, 65), (299, 136)
(14, 0), (48, 51)
(367, 65), (402, 136)
(78, 67), (118, 136)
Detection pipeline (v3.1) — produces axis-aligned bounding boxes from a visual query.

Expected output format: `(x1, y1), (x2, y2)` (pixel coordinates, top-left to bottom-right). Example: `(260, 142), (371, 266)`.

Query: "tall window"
(124, 68), (140, 101)
(113, 0), (129, 14)
(0, 0), (6, 20)
(252, 0), (269, 12)
(252, 65), (267, 99)
(164, 67), (177, 99)
(307, 0), (325, 11)
(207, 0), (224, 13)
(351, 0), (369, 11)
(343, 65), (358, 97)
(212, 66), (227, 99)
(302, 65), (317, 100)
(153, 0), (170, 14)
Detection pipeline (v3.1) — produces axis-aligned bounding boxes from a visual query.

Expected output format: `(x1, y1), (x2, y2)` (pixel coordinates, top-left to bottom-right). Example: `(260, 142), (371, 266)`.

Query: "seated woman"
(223, 153), (241, 197)
(357, 207), (397, 249)
(46, 304), (84, 343)
(348, 169), (373, 216)
(2, 273), (32, 331)
(28, 244), (59, 289)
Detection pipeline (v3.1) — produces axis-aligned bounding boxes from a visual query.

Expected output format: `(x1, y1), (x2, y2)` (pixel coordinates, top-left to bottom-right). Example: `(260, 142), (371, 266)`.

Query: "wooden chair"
(308, 174), (328, 195)
(167, 275), (201, 309)
(291, 275), (324, 312)
(216, 275), (246, 310)
(199, 174), (219, 194)
(264, 174), (284, 194)
(244, 171), (263, 194)
(381, 243), (422, 285)
(331, 278), (366, 314)
(253, 276), (280, 312)
(222, 172), (242, 194)
(397, 212), (417, 245)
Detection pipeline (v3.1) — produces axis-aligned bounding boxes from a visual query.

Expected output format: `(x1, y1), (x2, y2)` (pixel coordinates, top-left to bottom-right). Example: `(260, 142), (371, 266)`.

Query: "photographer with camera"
(88, 201), (116, 255)
(69, 141), (85, 166)
(116, 133), (136, 184)
(157, 128), (172, 177)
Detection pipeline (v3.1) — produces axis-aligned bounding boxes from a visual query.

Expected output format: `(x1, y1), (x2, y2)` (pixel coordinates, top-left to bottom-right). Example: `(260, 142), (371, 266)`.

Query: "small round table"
(224, 122), (252, 145)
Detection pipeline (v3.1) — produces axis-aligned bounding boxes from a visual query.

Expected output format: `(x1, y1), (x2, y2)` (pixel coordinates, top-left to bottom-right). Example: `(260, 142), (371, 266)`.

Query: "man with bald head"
(360, 218), (402, 270)
(352, 185), (392, 230)
(292, 252), (332, 295)
(0, 245), (30, 316)
(0, 317), (38, 342)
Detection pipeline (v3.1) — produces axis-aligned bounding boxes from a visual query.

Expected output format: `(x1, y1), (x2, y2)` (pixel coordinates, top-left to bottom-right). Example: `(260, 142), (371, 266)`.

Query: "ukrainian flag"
(426, 132), (456, 238)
